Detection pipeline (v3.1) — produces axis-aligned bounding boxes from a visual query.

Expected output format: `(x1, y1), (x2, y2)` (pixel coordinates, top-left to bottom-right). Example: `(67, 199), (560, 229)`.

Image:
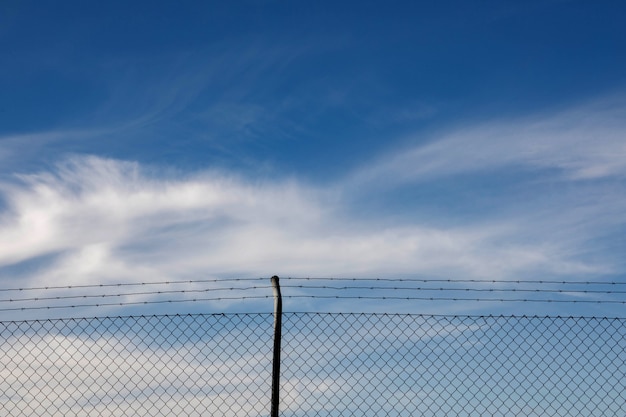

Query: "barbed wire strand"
(281, 285), (626, 294)
(2, 284), (625, 305)
(285, 277), (626, 285)
(0, 295), (273, 312)
(1, 277), (624, 294)
(1, 294), (625, 313)
(0, 277), (268, 293)
(0, 286), (273, 304)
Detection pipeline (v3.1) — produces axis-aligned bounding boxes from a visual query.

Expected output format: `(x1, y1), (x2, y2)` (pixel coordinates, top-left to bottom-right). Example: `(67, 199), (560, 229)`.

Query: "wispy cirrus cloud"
(0, 155), (608, 291)
(349, 96), (626, 187)
(339, 97), (626, 279)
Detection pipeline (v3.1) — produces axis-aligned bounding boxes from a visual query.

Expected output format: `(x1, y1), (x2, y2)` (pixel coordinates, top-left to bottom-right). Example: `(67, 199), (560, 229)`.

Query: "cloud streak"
(350, 96), (626, 187)
(0, 161), (609, 289)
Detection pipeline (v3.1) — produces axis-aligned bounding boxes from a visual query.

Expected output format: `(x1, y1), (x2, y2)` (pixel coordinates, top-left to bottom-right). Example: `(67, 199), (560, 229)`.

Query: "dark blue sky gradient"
(2, 0), (625, 177)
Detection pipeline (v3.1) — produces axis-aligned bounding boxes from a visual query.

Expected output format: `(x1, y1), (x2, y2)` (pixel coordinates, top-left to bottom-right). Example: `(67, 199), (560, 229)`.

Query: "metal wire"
(0, 277), (268, 292)
(1, 312), (624, 416)
(0, 313), (274, 417)
(281, 313), (626, 416)
(281, 294), (626, 303)
(1, 276), (625, 313)
(283, 277), (626, 285)
(0, 285), (273, 304)
(279, 284), (626, 294)
(0, 295), (273, 312)
(2, 276), (624, 294)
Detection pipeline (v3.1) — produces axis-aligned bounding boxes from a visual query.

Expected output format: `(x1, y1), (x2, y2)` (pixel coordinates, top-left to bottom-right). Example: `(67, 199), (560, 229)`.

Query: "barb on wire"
(4, 276), (624, 294)
(0, 285), (273, 304)
(284, 277), (626, 285)
(0, 295), (273, 313)
(280, 284), (626, 295)
(0, 277), (268, 293)
(4, 293), (624, 314)
(1, 276), (625, 315)
(280, 294), (626, 304)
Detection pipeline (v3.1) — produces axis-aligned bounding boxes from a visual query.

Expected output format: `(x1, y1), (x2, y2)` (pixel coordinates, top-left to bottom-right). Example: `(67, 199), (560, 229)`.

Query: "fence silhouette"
(1, 312), (624, 416)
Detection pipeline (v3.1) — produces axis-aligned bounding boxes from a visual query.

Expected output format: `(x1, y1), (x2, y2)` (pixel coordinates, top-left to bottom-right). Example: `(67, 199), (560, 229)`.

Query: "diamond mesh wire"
(0, 314), (274, 417)
(281, 313), (626, 417)
(1, 313), (624, 416)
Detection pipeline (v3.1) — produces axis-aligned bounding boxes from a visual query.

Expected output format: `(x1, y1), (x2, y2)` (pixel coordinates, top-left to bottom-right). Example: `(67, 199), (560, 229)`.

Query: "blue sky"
(1, 0), (626, 317)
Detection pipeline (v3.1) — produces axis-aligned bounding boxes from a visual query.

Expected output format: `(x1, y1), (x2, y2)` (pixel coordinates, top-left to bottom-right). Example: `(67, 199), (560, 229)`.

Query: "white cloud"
(0, 153), (609, 298)
(1, 96), (625, 316)
(349, 96), (626, 187)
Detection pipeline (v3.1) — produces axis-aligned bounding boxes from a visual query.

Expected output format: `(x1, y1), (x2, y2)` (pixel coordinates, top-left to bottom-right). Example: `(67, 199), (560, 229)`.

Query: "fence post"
(270, 276), (282, 417)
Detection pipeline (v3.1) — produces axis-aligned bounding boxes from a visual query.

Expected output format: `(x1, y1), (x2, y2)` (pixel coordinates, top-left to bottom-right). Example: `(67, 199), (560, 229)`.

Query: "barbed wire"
(0, 277), (268, 292)
(0, 295), (274, 313)
(0, 285), (273, 304)
(0, 276), (625, 314)
(2, 283), (624, 304)
(282, 295), (626, 303)
(279, 284), (626, 294)
(284, 277), (626, 285)
(1, 276), (625, 294)
(1, 293), (625, 313)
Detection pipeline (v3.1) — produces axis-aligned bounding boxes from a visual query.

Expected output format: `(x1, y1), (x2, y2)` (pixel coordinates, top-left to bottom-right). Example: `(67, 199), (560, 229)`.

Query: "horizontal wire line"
(1, 277), (624, 294)
(0, 295), (274, 312)
(280, 285), (626, 295)
(1, 294), (624, 313)
(2, 277), (625, 313)
(0, 286), (272, 304)
(0, 277), (268, 293)
(2, 284), (624, 305)
(282, 295), (626, 303)
(0, 295), (272, 311)
(285, 277), (626, 285)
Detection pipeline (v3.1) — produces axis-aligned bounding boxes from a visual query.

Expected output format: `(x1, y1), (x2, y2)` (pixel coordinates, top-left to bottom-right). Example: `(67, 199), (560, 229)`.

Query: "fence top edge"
(284, 311), (626, 320)
(0, 312), (276, 325)
(1, 311), (625, 325)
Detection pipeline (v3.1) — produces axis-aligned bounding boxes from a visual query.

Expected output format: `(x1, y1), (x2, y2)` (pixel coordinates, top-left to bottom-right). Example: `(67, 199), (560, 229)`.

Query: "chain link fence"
(0, 314), (274, 416)
(1, 313), (625, 416)
(282, 313), (626, 417)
